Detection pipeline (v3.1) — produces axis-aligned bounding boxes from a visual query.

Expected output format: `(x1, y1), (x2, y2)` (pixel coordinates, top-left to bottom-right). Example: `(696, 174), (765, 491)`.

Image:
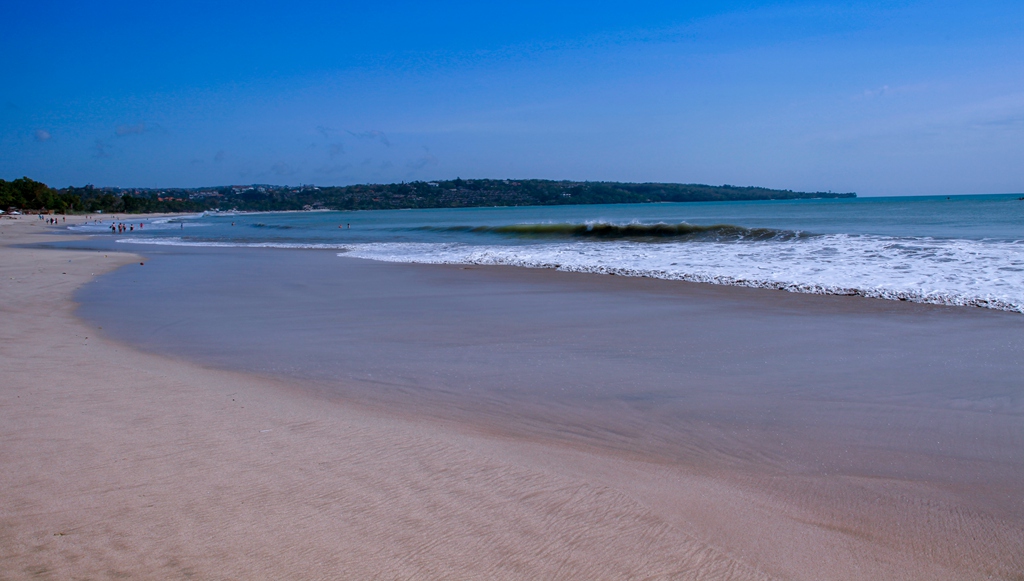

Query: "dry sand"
(1, 215), (1020, 580)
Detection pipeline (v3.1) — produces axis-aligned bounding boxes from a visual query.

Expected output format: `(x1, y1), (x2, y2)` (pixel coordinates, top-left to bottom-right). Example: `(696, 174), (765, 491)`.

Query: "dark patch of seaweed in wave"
(413, 222), (808, 242)
(251, 223), (293, 230)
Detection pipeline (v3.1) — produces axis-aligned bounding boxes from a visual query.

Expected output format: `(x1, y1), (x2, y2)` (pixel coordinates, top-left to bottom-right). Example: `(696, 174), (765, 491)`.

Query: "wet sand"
(3, 215), (1023, 579)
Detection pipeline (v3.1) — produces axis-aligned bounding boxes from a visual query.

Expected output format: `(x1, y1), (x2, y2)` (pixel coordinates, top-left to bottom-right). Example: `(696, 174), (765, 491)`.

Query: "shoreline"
(67, 201), (1024, 315)
(1, 218), (774, 578)
(101, 235), (1024, 314)
(3, 218), (1022, 579)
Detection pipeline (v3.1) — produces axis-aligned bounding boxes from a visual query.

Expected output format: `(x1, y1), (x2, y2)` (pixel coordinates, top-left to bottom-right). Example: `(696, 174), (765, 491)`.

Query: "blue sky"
(2, 1), (1022, 195)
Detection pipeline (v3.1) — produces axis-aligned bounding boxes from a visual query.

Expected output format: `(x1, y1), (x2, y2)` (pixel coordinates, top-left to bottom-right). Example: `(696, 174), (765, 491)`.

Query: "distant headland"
(1, 176), (855, 214)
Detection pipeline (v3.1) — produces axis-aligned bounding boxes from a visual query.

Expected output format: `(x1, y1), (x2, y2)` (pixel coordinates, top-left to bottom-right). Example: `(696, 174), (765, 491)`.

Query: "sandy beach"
(2, 215), (1022, 580)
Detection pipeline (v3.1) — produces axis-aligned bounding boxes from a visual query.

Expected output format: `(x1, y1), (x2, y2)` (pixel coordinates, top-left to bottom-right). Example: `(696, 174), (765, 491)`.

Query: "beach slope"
(0, 221), (774, 579)
(2, 217), (1021, 579)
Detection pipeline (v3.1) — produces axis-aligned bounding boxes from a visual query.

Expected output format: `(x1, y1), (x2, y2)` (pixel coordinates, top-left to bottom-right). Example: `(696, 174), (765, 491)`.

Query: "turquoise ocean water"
(73, 194), (1024, 312)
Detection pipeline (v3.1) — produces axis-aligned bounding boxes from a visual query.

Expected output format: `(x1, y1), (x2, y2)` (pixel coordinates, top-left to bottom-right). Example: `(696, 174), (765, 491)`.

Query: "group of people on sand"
(38, 215), (64, 224)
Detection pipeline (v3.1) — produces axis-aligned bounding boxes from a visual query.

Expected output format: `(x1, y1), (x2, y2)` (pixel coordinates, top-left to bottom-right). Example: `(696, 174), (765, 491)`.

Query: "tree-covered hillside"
(2, 177), (854, 214)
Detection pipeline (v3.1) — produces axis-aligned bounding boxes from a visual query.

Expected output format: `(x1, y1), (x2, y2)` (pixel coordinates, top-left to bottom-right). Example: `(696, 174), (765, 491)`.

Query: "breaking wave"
(413, 222), (805, 241)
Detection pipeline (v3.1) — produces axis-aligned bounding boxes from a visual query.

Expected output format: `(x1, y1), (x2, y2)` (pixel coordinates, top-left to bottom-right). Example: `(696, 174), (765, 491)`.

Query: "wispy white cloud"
(116, 123), (148, 136)
(315, 163), (352, 175)
(862, 85), (890, 99)
(347, 130), (391, 147)
(34, 129), (51, 142)
(853, 83), (931, 101)
(406, 147), (439, 172)
(93, 140), (112, 158)
(826, 91), (1024, 143)
(270, 161), (297, 176)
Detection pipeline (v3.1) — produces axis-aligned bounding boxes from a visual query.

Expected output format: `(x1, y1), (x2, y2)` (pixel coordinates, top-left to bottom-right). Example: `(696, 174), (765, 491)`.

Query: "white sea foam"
(109, 233), (1024, 312)
(338, 236), (1024, 313)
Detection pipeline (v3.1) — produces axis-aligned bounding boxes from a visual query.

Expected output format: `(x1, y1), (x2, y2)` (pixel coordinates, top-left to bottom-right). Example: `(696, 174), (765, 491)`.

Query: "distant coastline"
(2, 176), (854, 215)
